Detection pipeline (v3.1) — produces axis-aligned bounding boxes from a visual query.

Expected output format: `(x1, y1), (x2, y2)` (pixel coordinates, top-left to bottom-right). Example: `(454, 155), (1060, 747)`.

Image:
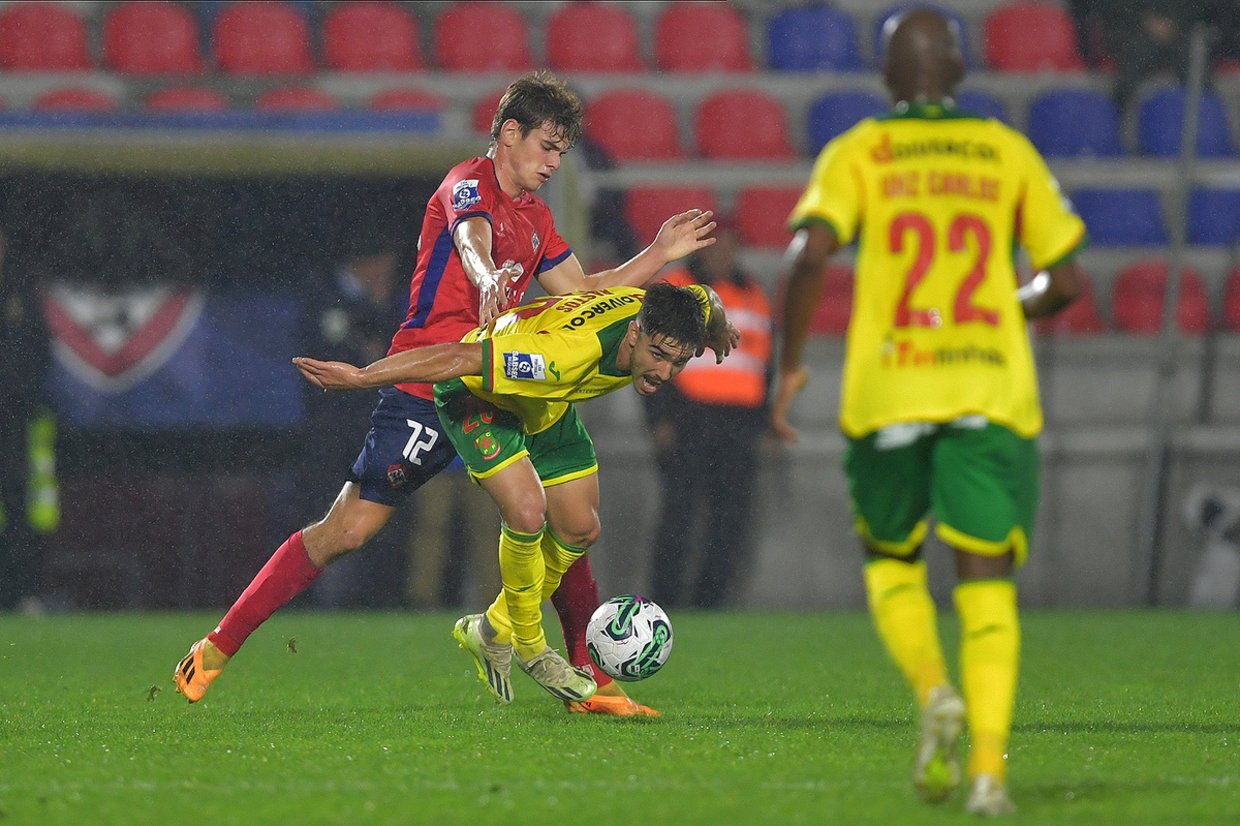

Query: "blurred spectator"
(644, 221), (773, 608)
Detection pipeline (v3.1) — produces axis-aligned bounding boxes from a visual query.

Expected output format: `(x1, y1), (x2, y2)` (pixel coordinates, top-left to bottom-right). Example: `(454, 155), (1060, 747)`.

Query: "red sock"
(552, 554), (612, 687)
(207, 530), (322, 657)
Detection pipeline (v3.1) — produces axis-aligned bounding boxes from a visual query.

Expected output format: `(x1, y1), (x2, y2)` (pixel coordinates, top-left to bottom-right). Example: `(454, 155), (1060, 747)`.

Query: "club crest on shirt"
(475, 432), (501, 460)
(386, 463), (409, 488)
(451, 179), (482, 212)
(503, 351), (547, 380)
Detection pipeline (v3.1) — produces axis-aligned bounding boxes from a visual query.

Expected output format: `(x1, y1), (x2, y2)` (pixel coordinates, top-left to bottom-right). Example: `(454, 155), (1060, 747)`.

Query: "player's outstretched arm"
(293, 342), (484, 391)
(539, 209), (717, 295)
(454, 217), (523, 327)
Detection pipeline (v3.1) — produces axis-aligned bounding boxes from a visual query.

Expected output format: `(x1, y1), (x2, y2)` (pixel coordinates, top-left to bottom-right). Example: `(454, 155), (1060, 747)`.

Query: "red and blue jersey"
(389, 156), (573, 398)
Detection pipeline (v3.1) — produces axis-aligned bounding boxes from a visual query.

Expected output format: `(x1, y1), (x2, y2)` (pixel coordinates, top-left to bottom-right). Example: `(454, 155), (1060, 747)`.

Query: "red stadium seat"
(214, 1), (314, 76)
(472, 87), (507, 135)
(323, 1), (421, 71)
(145, 86), (230, 112)
(0, 2), (91, 70)
(586, 89), (683, 161)
(734, 186), (803, 249)
(624, 186), (718, 245)
(369, 88), (444, 112)
(695, 89), (795, 159)
(33, 87), (118, 112)
(255, 86), (338, 112)
(1111, 260), (1211, 335)
(546, 2), (642, 71)
(1222, 267), (1240, 332)
(433, 2), (531, 71)
(1034, 273), (1107, 335)
(104, 1), (203, 75)
(654, 3), (753, 72)
(983, 1), (1084, 71)
(809, 265), (854, 336)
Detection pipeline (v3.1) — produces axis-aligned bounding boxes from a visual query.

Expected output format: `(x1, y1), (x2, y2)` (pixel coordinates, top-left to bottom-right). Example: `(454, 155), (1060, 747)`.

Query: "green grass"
(1, 611), (1237, 825)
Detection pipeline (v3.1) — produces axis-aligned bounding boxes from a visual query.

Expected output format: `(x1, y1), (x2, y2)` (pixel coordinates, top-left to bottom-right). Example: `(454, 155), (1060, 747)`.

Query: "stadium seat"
(104, 1), (203, 75)
(1034, 273), (1107, 335)
(1188, 189), (1240, 246)
(546, 2), (642, 72)
(734, 186), (803, 249)
(806, 90), (887, 153)
(214, 1), (314, 75)
(955, 89), (1009, 123)
(1223, 267), (1240, 332)
(1137, 87), (1236, 157)
(368, 88), (444, 112)
(433, 2), (531, 71)
(1070, 189), (1167, 246)
(695, 90), (795, 160)
(145, 86), (230, 112)
(1111, 260), (1211, 334)
(472, 87), (506, 135)
(32, 87), (118, 112)
(982, 1), (1084, 71)
(875, 4), (970, 67)
(654, 3), (753, 72)
(255, 86), (338, 112)
(1026, 89), (1123, 157)
(624, 186), (718, 244)
(586, 89), (683, 162)
(809, 265), (854, 336)
(765, 4), (862, 71)
(323, 1), (421, 71)
(0, 1), (91, 70)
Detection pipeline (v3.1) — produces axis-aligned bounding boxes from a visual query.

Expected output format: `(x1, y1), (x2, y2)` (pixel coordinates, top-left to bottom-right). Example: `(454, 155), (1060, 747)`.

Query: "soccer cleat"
(452, 614), (513, 704)
(914, 685), (966, 803)
(173, 638), (223, 703)
(566, 694), (661, 717)
(965, 774), (1016, 816)
(517, 647), (597, 703)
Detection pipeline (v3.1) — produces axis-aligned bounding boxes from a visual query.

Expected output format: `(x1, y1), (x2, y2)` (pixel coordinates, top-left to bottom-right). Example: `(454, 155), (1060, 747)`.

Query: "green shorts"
(843, 419), (1039, 564)
(434, 379), (598, 487)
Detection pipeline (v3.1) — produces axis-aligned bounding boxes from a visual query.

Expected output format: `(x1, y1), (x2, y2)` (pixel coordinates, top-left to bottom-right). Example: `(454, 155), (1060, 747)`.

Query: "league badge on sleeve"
(503, 351), (547, 381)
(451, 179), (482, 212)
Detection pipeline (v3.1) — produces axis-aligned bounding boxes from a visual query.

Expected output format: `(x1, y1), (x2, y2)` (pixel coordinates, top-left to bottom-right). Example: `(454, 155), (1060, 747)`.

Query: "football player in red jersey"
(174, 70), (716, 716)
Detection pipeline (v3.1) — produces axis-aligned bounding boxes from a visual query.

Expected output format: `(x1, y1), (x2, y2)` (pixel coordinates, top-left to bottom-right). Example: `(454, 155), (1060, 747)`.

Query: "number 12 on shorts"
(403, 419), (440, 465)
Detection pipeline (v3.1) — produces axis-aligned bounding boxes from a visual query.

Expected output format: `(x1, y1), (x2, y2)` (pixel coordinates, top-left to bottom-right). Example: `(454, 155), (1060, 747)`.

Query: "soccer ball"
(586, 594), (674, 682)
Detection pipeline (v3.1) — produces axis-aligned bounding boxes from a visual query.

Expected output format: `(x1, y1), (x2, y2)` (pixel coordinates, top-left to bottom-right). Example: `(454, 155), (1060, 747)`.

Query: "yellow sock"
(484, 523), (546, 660)
(539, 529), (587, 601)
(954, 579), (1020, 782)
(863, 557), (950, 708)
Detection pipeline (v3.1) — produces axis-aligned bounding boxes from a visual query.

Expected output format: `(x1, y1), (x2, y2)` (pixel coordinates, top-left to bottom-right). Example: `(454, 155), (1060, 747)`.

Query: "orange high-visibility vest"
(664, 271), (772, 408)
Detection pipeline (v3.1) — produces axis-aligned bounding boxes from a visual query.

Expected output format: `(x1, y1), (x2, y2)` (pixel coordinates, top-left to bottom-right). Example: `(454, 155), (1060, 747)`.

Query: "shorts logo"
(475, 432), (501, 460)
(386, 463), (409, 488)
(451, 179), (482, 212)
(503, 351), (547, 380)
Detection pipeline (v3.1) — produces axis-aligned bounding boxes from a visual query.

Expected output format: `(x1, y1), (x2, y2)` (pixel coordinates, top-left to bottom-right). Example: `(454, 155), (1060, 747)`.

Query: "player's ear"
(499, 118), (521, 147)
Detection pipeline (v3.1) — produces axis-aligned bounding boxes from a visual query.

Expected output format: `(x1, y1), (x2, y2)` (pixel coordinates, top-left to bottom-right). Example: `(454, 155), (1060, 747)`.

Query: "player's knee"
(502, 501), (548, 536)
(555, 516), (600, 549)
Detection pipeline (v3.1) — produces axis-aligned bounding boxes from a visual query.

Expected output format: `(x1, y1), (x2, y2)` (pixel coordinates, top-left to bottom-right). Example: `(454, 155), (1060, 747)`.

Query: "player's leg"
(175, 389), (453, 702)
(933, 421), (1035, 815)
(848, 425), (963, 802)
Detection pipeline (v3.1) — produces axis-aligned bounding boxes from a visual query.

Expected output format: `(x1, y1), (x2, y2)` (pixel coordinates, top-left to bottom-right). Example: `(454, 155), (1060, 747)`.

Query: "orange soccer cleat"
(566, 692), (661, 717)
(173, 638), (224, 703)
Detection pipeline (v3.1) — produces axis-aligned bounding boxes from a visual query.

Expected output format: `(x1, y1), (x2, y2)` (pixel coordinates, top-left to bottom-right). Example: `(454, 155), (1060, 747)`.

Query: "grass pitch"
(1, 610), (1237, 825)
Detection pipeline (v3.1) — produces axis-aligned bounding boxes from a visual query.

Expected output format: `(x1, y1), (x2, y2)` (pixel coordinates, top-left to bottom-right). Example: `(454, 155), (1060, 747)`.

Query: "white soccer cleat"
(517, 647), (597, 703)
(915, 685), (966, 803)
(453, 614), (513, 704)
(965, 774), (1016, 816)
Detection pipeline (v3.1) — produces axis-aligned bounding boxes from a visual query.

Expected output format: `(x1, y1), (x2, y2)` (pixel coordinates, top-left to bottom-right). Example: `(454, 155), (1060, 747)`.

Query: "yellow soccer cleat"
(915, 685), (966, 803)
(173, 638), (224, 703)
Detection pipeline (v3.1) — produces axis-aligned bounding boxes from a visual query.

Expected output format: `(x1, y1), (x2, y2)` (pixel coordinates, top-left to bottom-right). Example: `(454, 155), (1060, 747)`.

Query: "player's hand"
(478, 262), (523, 327)
(770, 366), (810, 444)
(292, 356), (366, 391)
(701, 320), (741, 364)
(652, 209), (717, 263)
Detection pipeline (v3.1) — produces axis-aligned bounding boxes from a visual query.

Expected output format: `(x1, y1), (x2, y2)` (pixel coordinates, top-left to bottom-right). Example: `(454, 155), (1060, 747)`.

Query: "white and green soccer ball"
(586, 594), (674, 682)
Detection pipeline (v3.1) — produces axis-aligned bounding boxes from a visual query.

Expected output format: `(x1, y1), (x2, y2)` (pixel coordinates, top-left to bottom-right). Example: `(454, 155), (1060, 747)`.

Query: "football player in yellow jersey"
(295, 282), (736, 705)
(771, 9), (1088, 817)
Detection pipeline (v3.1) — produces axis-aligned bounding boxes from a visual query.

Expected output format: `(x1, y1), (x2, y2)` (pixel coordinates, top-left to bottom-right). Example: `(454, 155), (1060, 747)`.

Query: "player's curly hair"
(637, 283), (708, 352)
(490, 70), (584, 147)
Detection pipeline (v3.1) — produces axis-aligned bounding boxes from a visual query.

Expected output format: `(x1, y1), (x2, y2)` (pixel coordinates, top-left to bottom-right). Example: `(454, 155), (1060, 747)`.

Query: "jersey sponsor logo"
(881, 339), (1007, 368)
(503, 351), (547, 380)
(557, 294), (639, 330)
(451, 179), (482, 212)
(869, 132), (999, 165)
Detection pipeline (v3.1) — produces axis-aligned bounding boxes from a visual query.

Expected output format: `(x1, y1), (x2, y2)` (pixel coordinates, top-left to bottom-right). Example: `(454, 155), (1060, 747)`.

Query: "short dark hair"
(637, 283), (708, 352)
(490, 70), (584, 146)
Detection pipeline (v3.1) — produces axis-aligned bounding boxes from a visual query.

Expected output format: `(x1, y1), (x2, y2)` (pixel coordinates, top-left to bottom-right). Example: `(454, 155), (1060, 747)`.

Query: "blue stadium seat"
(807, 90), (887, 152)
(1137, 86), (1235, 157)
(1027, 88), (1124, 158)
(1188, 188), (1240, 246)
(766, 4), (862, 71)
(874, 4), (970, 67)
(956, 89), (1009, 123)
(1071, 188), (1167, 246)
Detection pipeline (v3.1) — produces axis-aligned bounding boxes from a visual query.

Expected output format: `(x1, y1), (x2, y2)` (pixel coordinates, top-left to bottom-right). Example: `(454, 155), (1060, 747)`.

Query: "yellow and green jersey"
(789, 102), (1087, 438)
(452, 285), (711, 434)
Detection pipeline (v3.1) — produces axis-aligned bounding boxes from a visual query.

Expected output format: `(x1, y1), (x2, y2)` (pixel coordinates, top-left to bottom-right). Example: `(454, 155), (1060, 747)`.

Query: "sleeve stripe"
(481, 338), (494, 393)
(537, 248), (573, 273)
